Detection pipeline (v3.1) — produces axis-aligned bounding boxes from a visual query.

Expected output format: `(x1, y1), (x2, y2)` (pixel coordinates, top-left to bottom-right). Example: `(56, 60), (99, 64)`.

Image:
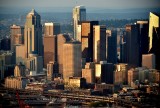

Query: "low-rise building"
(25, 82), (64, 91)
(25, 82), (45, 91)
(114, 63), (128, 85)
(128, 67), (160, 87)
(5, 76), (28, 89)
(128, 68), (139, 87)
(94, 83), (118, 94)
(68, 77), (86, 88)
(149, 69), (160, 83)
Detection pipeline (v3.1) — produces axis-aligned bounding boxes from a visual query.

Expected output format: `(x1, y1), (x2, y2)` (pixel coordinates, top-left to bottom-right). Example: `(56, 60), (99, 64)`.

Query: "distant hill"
(0, 7), (159, 20)
(0, 7), (160, 14)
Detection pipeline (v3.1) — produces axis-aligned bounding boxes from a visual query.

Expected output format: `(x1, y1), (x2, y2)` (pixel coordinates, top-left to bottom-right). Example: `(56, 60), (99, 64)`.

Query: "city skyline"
(0, 0), (160, 107)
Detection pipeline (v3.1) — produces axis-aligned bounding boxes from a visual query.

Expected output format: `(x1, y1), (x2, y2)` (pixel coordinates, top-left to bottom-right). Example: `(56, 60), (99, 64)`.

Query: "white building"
(73, 5), (86, 39)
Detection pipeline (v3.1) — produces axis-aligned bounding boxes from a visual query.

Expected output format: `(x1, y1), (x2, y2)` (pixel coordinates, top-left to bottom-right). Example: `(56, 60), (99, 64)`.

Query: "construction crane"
(16, 91), (30, 108)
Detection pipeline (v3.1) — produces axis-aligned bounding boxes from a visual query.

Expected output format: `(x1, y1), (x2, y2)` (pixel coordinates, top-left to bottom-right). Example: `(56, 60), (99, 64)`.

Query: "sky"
(0, 0), (160, 9)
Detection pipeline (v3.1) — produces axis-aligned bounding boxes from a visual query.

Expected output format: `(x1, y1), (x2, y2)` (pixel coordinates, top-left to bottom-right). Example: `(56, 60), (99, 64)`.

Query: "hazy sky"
(0, 0), (160, 9)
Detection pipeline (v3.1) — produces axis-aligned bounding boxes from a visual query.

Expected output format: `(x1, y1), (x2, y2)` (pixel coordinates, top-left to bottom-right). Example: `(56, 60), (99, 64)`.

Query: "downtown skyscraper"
(44, 22), (60, 36)
(106, 30), (117, 64)
(10, 25), (24, 52)
(63, 41), (82, 81)
(73, 5), (86, 39)
(149, 12), (160, 70)
(15, 9), (43, 74)
(24, 9), (43, 58)
(57, 34), (71, 74)
(123, 24), (140, 67)
(43, 22), (60, 68)
(81, 21), (99, 62)
(93, 25), (106, 63)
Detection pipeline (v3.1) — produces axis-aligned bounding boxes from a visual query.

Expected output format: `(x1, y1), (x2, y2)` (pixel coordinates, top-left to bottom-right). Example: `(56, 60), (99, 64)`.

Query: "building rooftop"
(10, 24), (24, 29)
(27, 9), (39, 17)
(150, 12), (160, 17)
(79, 21), (99, 24)
(74, 5), (86, 9)
(137, 21), (148, 24)
(58, 34), (72, 42)
(65, 40), (81, 44)
(44, 22), (53, 26)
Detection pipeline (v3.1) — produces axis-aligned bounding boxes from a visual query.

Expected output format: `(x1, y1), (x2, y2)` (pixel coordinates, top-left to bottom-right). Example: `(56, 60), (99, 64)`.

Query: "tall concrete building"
(106, 30), (117, 64)
(10, 24), (24, 52)
(93, 25), (106, 63)
(43, 35), (56, 68)
(24, 9), (43, 58)
(44, 22), (60, 36)
(142, 54), (155, 69)
(73, 5), (86, 39)
(63, 41), (82, 82)
(57, 34), (71, 74)
(124, 24), (140, 67)
(137, 21), (149, 66)
(148, 12), (160, 70)
(137, 21), (149, 55)
(43, 22), (60, 68)
(81, 21), (99, 62)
